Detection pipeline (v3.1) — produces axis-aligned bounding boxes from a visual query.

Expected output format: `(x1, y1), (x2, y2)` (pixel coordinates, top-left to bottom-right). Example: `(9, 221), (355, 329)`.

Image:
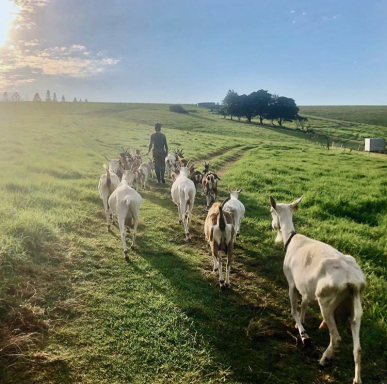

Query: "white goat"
(98, 164), (120, 230)
(108, 170), (141, 258)
(104, 156), (122, 179)
(137, 162), (152, 189)
(171, 166), (196, 241)
(165, 153), (177, 178)
(269, 196), (365, 384)
(223, 186), (245, 242)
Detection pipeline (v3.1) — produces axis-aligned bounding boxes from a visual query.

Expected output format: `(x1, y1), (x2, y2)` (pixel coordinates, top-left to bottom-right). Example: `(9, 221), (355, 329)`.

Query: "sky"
(0, 0), (386, 105)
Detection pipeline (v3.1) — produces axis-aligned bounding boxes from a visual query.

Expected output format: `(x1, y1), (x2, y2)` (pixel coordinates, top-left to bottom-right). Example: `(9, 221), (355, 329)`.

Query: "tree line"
(219, 89), (300, 126)
(1, 90), (88, 102)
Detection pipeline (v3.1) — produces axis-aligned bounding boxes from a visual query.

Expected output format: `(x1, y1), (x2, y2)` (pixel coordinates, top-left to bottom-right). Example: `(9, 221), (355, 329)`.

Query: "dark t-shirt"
(149, 132), (168, 154)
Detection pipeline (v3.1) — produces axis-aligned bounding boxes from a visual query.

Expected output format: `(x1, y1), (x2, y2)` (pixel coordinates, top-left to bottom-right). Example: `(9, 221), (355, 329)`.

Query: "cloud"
(291, 10), (295, 14)
(0, 41), (119, 89)
(322, 14), (340, 22)
(302, 12), (307, 16)
(1, 0), (119, 90)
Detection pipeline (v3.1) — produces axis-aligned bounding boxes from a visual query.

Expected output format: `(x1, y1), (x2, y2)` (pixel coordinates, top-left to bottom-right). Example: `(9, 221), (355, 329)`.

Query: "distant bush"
(169, 105), (188, 114)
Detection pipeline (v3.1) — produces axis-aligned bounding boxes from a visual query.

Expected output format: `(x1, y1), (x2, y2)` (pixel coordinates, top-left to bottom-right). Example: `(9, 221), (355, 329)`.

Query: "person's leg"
(155, 166), (161, 182)
(160, 165), (166, 183)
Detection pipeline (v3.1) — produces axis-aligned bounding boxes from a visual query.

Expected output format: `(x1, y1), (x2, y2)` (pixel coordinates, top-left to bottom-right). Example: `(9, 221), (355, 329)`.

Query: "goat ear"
(290, 195), (303, 210)
(237, 187), (242, 193)
(228, 185), (232, 193)
(215, 174), (221, 181)
(269, 196), (277, 210)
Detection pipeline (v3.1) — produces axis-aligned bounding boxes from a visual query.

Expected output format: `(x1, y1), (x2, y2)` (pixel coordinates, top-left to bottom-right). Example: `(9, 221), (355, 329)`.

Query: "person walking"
(146, 123), (168, 183)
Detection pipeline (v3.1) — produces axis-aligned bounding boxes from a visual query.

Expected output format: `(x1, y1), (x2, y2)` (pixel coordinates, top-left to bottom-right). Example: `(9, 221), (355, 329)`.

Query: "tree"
(266, 96), (299, 127)
(11, 92), (22, 101)
(249, 89), (272, 125)
(2, 92), (9, 102)
(79, 98), (83, 102)
(218, 105), (228, 119)
(45, 90), (51, 102)
(239, 94), (256, 122)
(53, 92), (57, 102)
(33, 92), (42, 102)
(73, 97), (77, 102)
(85, 99), (88, 102)
(222, 90), (239, 120)
(61, 95), (66, 102)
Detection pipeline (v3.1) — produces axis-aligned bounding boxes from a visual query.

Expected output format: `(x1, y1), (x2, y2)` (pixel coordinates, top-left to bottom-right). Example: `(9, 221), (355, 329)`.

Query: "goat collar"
(284, 231), (296, 251)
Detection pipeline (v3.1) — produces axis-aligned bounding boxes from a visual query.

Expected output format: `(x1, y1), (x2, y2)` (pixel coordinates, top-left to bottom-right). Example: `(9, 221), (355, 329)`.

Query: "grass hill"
(0, 102), (386, 383)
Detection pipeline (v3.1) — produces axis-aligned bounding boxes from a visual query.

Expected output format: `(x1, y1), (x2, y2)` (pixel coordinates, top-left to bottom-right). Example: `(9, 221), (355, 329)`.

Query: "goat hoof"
(130, 244), (136, 249)
(319, 357), (330, 368)
(301, 334), (311, 347)
(224, 283), (230, 288)
(124, 250), (129, 259)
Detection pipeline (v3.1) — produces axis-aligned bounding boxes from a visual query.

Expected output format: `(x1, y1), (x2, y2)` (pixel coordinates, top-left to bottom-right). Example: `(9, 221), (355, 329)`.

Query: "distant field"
(300, 105), (387, 127)
(0, 102), (386, 383)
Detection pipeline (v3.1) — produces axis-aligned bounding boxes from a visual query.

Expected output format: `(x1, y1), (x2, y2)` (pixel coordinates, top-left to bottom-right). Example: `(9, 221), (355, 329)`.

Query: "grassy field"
(300, 106), (387, 127)
(0, 103), (386, 383)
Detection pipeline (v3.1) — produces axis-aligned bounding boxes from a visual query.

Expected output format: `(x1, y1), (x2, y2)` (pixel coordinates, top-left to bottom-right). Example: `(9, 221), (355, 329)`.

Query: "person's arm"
(164, 136), (168, 154)
(147, 135), (153, 155)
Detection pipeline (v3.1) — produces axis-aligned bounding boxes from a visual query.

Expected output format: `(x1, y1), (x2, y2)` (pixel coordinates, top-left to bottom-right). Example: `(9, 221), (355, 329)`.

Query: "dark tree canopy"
(45, 90), (51, 102)
(266, 96), (299, 126)
(249, 89), (272, 125)
(222, 90), (239, 120)
(221, 89), (299, 126)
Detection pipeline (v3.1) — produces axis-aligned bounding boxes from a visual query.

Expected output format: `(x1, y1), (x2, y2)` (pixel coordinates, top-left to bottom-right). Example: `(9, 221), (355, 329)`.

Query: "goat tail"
(218, 197), (230, 232)
(103, 163), (112, 188)
(124, 195), (132, 207)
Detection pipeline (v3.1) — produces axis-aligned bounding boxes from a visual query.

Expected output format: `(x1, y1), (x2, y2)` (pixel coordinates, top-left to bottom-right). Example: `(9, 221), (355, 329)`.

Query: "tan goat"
(204, 198), (235, 289)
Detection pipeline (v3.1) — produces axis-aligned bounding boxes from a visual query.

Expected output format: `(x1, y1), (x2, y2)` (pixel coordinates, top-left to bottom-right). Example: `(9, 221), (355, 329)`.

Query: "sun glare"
(0, 0), (19, 46)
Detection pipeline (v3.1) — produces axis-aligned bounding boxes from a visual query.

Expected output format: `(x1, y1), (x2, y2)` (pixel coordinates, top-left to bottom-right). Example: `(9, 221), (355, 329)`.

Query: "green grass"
(300, 105), (387, 127)
(0, 102), (386, 383)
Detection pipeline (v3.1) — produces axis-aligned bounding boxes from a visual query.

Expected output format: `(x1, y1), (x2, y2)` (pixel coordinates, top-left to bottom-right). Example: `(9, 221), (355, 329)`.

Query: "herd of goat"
(98, 148), (365, 384)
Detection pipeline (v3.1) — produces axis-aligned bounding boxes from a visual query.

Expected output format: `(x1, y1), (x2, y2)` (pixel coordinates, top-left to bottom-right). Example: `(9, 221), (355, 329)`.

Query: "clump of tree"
(2, 92), (9, 102)
(11, 92), (22, 101)
(169, 104), (188, 114)
(220, 89), (299, 126)
(33, 93), (42, 101)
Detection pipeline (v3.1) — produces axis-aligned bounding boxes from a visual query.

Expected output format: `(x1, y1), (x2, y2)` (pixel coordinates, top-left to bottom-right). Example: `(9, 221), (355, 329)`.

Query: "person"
(146, 123), (168, 183)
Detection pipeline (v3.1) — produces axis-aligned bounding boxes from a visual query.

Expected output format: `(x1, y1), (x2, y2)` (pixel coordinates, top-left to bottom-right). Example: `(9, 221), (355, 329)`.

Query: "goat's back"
(109, 182), (142, 214)
(204, 202), (233, 241)
(286, 235), (365, 298)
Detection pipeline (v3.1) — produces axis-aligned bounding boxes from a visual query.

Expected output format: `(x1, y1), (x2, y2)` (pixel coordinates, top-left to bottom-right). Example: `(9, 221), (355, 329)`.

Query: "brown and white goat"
(269, 196), (365, 384)
(204, 199), (234, 289)
(202, 171), (220, 209)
